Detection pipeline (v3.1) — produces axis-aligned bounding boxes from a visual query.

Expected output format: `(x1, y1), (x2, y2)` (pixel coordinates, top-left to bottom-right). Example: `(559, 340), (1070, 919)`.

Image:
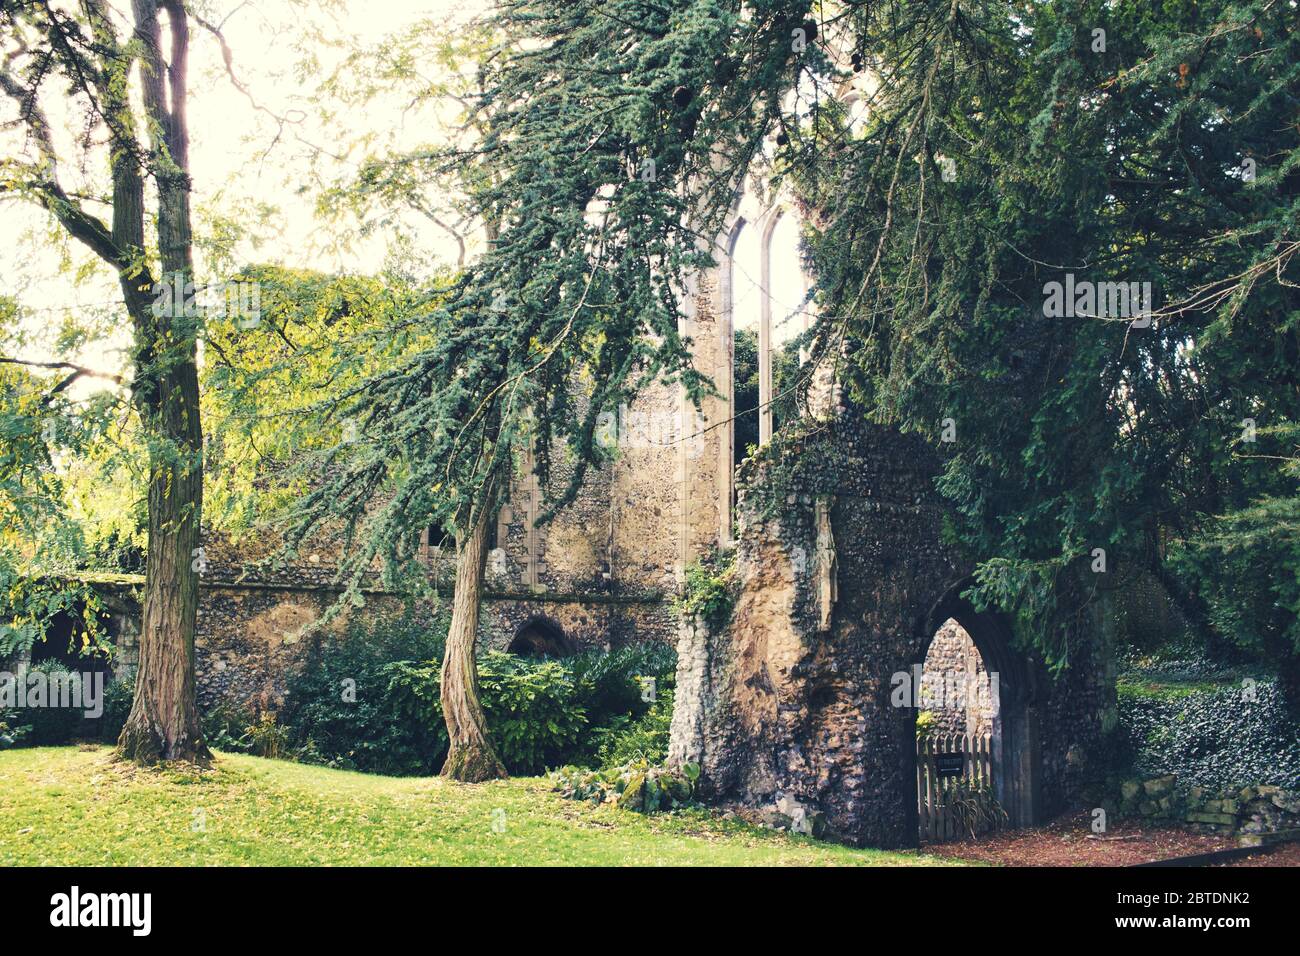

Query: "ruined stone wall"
(670, 416), (1118, 848)
(493, 441), (613, 596)
(680, 271), (728, 563)
(1110, 567), (1191, 650)
(604, 271), (728, 597)
(193, 581), (356, 708)
(100, 568), (670, 713)
(475, 593), (674, 652)
(607, 382), (686, 595)
(488, 270), (737, 628)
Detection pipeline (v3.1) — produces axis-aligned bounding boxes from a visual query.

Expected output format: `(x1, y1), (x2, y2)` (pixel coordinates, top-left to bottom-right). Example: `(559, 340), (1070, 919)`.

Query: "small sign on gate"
(934, 753), (965, 778)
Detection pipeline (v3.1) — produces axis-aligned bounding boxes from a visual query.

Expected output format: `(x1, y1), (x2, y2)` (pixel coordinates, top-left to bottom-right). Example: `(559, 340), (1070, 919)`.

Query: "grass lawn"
(0, 746), (963, 866)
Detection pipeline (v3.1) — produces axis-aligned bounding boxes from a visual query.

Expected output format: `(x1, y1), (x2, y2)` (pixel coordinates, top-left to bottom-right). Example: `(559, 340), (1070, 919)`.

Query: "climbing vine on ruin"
(674, 547), (738, 630)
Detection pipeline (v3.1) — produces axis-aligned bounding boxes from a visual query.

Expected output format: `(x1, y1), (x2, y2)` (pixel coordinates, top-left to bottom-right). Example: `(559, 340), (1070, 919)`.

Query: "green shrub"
(202, 700), (259, 754)
(551, 759), (699, 814)
(944, 781), (1008, 838)
(570, 643), (676, 722)
(594, 687), (674, 767)
(93, 675), (133, 743)
(478, 652), (587, 773)
(277, 614), (448, 775)
(21, 662), (89, 745)
(0, 666), (130, 748)
(569, 642), (676, 765)
(0, 710), (27, 748)
(674, 547), (736, 629)
(245, 710), (290, 759)
(382, 652), (587, 775)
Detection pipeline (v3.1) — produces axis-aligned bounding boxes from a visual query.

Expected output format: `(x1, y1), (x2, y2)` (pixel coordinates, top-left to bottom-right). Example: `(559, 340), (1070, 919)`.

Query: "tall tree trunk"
(117, 0), (207, 763)
(0, 0), (206, 761)
(117, 381), (206, 762)
(440, 485), (507, 782)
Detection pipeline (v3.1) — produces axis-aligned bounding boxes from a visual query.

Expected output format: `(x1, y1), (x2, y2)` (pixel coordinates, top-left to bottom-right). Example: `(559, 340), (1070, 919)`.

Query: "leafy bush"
(381, 652), (588, 775)
(569, 642), (676, 766)
(594, 687), (674, 767)
(276, 614), (448, 774)
(245, 711), (290, 759)
(95, 675), (133, 743)
(478, 652), (587, 773)
(276, 614), (676, 775)
(674, 547), (736, 629)
(551, 759), (699, 814)
(1118, 678), (1300, 788)
(20, 662), (91, 745)
(570, 643), (676, 722)
(202, 700), (259, 755)
(944, 781), (1008, 838)
(0, 663), (130, 747)
(0, 710), (27, 748)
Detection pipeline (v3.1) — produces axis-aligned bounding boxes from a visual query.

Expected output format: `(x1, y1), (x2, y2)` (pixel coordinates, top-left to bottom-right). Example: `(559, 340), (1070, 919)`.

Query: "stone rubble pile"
(1114, 774), (1300, 845)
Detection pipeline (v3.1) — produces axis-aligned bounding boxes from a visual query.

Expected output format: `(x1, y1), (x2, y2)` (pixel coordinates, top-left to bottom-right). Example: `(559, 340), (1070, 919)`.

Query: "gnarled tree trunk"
(440, 486), (507, 782)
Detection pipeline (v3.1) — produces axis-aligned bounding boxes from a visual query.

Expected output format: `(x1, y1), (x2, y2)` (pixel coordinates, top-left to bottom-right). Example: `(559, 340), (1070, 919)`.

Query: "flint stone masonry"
(669, 417), (1117, 849)
(97, 569), (672, 711)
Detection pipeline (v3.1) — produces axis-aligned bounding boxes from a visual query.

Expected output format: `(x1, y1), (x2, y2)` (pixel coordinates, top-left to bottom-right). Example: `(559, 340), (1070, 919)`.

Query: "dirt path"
(927, 810), (1298, 866)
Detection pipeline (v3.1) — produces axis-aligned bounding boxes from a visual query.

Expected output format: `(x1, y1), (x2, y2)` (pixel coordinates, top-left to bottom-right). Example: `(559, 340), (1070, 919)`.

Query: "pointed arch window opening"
(722, 193), (814, 538)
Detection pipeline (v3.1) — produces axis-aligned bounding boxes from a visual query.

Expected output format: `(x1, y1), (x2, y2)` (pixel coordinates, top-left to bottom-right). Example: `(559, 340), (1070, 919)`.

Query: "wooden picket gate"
(916, 732), (995, 843)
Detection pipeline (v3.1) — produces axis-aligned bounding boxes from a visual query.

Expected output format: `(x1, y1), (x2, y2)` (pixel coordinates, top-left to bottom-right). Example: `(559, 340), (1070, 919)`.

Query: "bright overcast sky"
(2, 0), (818, 381)
(1, 0), (489, 375)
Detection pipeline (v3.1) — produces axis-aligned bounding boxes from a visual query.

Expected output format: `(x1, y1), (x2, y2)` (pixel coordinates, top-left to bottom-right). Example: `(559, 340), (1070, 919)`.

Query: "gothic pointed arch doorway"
(911, 583), (1042, 840)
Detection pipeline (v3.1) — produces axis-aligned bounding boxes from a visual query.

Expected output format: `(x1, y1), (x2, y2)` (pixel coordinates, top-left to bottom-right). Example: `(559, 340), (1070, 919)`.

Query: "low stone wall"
(194, 581), (353, 709)
(1111, 773), (1300, 841)
(477, 593), (675, 652)
(99, 573), (673, 712)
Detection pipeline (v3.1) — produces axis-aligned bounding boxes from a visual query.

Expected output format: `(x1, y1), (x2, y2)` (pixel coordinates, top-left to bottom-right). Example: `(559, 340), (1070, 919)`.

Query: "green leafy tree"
(284, 0), (1299, 772)
(0, 0), (210, 761)
(0, 349), (115, 660)
(788, 0), (1299, 691)
(201, 264), (442, 557)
